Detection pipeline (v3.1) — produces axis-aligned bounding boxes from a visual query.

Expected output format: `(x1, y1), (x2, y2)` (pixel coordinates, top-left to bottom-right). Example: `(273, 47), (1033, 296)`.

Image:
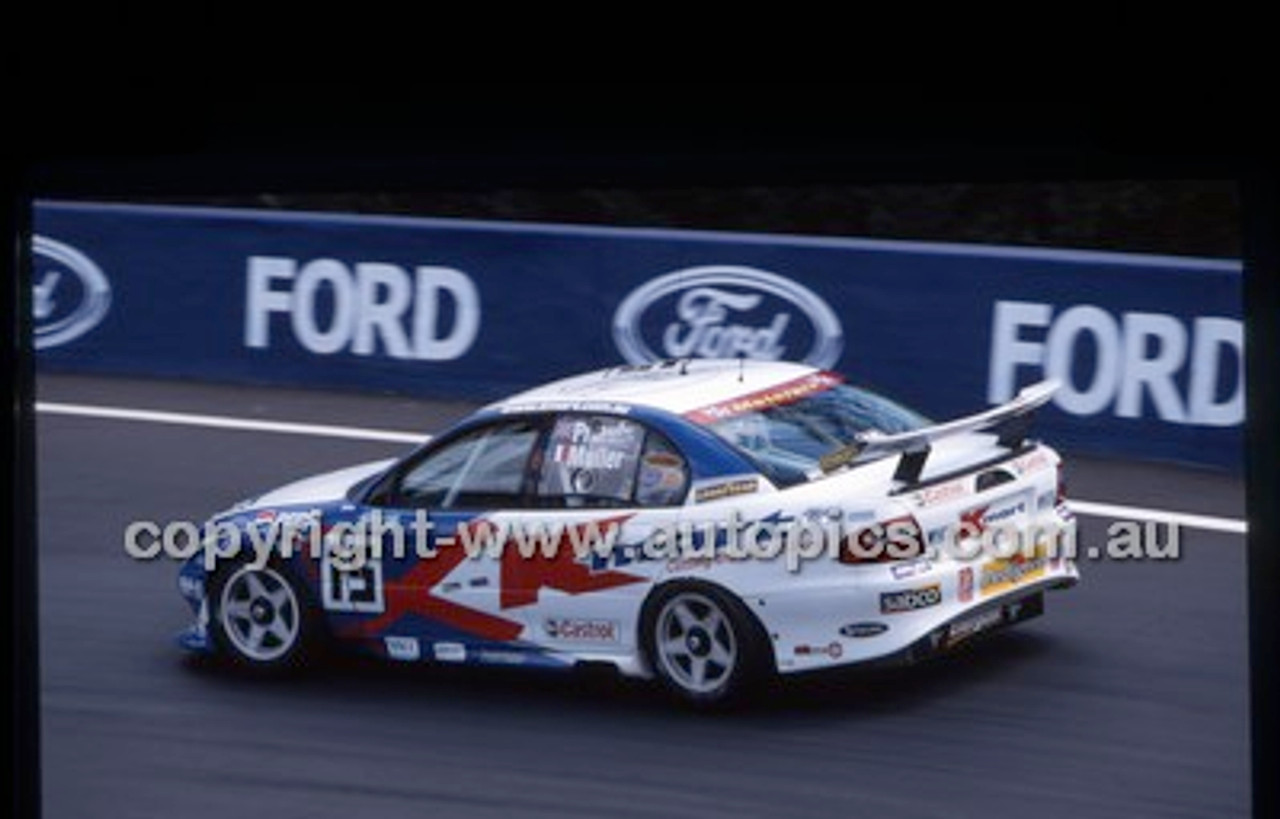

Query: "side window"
(533, 415), (689, 508)
(635, 433), (689, 507)
(395, 419), (540, 509)
(535, 415), (645, 507)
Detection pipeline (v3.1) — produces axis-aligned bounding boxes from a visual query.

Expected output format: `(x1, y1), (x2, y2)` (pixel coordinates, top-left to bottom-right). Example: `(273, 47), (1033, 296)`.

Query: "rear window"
(688, 372), (929, 485)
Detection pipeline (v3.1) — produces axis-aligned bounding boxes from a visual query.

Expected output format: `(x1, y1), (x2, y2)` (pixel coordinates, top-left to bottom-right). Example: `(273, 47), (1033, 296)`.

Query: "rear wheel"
(209, 561), (320, 673)
(643, 583), (772, 707)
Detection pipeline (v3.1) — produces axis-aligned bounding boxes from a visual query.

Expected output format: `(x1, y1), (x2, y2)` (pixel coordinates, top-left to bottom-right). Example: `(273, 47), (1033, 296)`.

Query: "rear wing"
(819, 380), (1060, 485)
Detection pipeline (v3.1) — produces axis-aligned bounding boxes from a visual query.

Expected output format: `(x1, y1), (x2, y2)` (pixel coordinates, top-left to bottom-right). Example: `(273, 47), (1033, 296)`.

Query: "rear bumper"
(751, 547), (1079, 675)
(863, 581), (1065, 669)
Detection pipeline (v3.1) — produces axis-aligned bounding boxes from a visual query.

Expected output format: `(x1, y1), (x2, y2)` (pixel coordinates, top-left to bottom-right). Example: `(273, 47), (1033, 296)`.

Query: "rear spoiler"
(818, 380), (1060, 485)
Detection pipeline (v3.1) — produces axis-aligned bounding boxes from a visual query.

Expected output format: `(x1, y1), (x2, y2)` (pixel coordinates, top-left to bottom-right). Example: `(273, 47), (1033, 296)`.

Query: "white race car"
(177, 359), (1079, 706)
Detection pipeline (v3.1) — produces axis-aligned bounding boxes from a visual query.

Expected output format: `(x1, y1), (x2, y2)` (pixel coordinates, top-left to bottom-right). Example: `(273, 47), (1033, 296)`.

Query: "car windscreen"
(690, 374), (930, 485)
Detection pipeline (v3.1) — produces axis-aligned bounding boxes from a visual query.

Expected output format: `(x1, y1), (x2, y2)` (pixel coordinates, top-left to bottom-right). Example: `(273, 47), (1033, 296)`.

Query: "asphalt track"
(35, 374), (1251, 818)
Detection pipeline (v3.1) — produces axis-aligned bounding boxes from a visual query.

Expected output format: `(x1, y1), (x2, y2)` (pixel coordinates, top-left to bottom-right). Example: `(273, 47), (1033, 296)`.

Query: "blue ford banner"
(32, 200), (1244, 470)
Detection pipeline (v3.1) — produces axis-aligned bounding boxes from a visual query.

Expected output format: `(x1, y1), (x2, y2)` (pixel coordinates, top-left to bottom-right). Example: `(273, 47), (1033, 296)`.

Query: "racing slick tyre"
(642, 582), (774, 709)
(207, 559), (324, 675)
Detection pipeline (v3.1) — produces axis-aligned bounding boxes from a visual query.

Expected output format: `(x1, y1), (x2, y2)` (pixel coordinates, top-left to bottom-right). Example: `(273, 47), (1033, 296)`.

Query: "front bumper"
(175, 556), (214, 654)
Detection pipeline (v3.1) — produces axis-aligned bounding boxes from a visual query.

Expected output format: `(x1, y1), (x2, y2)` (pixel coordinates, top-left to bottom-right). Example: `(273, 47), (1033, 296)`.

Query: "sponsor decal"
(958, 498), (1027, 541)
(794, 641), (844, 659)
(913, 479), (969, 507)
(643, 452), (683, 469)
(880, 583), (943, 614)
(1013, 450), (1052, 475)
(890, 557), (933, 581)
(944, 608), (1005, 649)
(958, 566), (975, 603)
(839, 622), (889, 639)
(275, 509), (322, 528)
(251, 508), (323, 549)
(612, 265), (844, 367)
(818, 444), (859, 474)
(587, 539), (653, 573)
(639, 454), (687, 497)
(432, 642), (467, 662)
(693, 477), (760, 504)
(543, 617), (621, 643)
(978, 545), (1048, 597)
(983, 501), (1026, 525)
(384, 636), (420, 661)
(499, 400), (632, 415)
(685, 371), (843, 424)
(32, 235), (113, 349)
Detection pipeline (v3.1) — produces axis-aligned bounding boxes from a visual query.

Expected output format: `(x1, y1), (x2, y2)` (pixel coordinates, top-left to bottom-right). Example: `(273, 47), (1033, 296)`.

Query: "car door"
(357, 416), (545, 661)
(503, 413), (690, 658)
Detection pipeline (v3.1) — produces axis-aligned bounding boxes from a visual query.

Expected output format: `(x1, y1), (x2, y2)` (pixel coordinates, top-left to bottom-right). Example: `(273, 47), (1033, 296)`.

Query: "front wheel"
(208, 561), (320, 673)
(642, 583), (772, 708)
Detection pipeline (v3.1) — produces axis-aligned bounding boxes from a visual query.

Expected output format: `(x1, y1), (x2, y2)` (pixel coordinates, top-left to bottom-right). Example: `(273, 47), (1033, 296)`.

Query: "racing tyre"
(642, 583), (773, 708)
(208, 560), (322, 674)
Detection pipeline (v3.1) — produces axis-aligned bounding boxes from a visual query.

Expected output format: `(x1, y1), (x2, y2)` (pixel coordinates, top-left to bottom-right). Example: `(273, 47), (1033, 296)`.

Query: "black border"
(10, 84), (1276, 819)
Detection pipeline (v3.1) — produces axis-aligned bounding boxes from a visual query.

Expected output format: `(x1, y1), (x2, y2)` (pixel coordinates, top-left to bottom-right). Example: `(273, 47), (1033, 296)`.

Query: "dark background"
(106, 180), (1240, 258)
(19, 85), (1248, 259)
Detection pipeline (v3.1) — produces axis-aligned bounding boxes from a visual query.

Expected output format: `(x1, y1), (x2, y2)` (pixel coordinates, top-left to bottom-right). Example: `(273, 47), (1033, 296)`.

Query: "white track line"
(36, 401), (428, 444)
(35, 401), (1246, 535)
(1069, 501), (1246, 535)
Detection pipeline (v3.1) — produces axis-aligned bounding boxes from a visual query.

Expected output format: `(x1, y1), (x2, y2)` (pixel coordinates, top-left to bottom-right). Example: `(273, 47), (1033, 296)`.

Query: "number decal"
(321, 551), (384, 613)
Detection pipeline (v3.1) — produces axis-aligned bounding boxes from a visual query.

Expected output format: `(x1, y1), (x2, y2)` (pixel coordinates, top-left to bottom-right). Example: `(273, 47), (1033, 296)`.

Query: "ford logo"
(612, 265), (844, 367)
(32, 236), (112, 349)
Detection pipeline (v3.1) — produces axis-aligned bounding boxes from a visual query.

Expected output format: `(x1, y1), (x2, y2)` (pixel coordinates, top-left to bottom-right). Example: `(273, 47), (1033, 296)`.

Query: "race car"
(176, 358), (1079, 706)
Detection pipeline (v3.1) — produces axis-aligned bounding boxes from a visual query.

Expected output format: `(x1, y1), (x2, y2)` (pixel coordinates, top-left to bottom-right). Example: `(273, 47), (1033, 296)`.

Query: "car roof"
(486, 359), (825, 417)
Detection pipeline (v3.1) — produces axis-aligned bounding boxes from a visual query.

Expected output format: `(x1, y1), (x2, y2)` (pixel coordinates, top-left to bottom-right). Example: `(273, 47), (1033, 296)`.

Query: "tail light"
(839, 515), (926, 565)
